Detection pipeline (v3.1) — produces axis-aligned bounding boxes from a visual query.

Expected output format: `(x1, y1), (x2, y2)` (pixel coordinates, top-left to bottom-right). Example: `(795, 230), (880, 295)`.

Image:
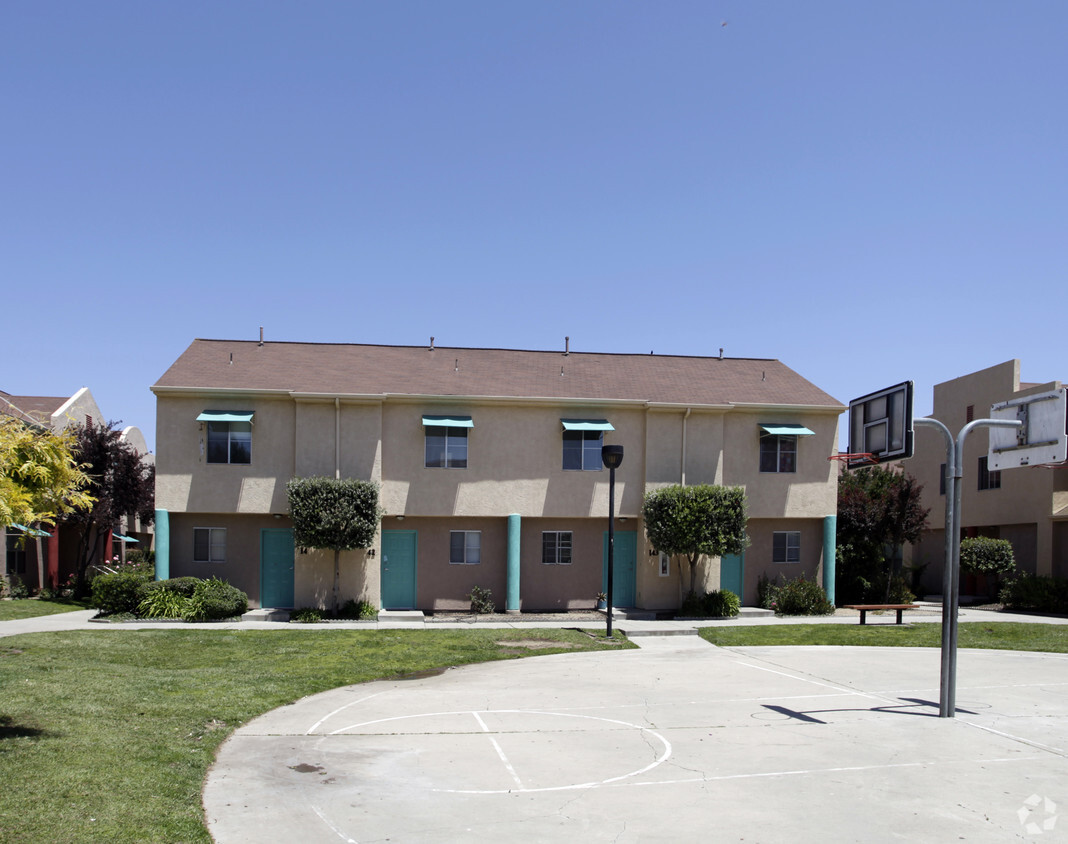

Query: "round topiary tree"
(960, 537), (1016, 598)
(286, 477), (382, 614)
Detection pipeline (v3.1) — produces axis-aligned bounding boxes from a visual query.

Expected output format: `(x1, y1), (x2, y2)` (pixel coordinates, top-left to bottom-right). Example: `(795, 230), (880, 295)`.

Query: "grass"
(0, 627), (630, 843)
(0, 598), (92, 621)
(699, 621), (1068, 653)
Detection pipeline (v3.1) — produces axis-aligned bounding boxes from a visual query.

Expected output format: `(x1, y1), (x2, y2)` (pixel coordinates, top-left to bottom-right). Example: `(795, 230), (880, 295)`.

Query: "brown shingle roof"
(153, 340), (842, 409)
(0, 393), (67, 425)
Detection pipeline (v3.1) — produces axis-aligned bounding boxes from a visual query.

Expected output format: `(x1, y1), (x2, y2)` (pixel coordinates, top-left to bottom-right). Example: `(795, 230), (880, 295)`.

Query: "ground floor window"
(542, 531), (572, 565)
(6, 534), (27, 575)
(772, 531), (801, 564)
(193, 527), (226, 563)
(450, 530), (481, 565)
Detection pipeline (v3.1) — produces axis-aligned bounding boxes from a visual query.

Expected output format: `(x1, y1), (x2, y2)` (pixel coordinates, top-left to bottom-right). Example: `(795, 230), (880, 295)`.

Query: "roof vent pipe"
(454, 359), (459, 372)
(564, 336), (570, 356)
(719, 348), (724, 360)
(259, 327), (264, 346)
(430, 336), (435, 351)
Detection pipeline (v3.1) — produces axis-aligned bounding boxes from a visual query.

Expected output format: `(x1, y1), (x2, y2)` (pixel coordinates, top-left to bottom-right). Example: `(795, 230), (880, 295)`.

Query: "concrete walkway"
(2, 604), (1066, 638)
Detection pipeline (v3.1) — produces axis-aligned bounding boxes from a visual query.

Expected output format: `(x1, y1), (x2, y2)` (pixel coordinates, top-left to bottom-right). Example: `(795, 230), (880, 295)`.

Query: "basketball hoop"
(829, 452), (877, 468)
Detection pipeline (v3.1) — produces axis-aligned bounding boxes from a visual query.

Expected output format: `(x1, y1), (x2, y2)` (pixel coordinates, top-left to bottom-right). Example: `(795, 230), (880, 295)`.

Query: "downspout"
(681, 407), (691, 486)
(335, 398), (341, 479)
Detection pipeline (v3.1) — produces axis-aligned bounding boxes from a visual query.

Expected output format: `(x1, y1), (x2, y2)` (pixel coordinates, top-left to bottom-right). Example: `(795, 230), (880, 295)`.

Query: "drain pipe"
(335, 398), (341, 479)
(681, 407), (691, 485)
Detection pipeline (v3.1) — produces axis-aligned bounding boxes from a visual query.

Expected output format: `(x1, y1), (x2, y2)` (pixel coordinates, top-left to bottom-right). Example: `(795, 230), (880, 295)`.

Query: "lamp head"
(601, 444), (624, 470)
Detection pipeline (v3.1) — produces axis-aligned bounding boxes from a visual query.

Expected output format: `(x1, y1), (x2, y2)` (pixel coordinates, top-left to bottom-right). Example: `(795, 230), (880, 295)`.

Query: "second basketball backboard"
(988, 386), (1067, 470)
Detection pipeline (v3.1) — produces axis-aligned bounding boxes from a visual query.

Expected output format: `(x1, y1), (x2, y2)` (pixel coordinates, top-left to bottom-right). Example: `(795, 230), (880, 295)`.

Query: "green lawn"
(0, 598), (92, 621)
(699, 621), (1068, 653)
(0, 628), (631, 843)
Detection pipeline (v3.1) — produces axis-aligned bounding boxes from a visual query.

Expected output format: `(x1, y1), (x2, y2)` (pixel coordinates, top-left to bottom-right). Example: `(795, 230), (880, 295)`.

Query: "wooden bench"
(842, 604), (918, 625)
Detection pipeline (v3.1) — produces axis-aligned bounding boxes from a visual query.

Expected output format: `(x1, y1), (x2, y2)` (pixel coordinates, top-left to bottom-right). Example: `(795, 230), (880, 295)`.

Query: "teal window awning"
(561, 419), (615, 432)
(197, 411), (254, 424)
(112, 533), (139, 544)
(8, 523), (53, 537)
(759, 423), (815, 437)
(422, 415), (474, 428)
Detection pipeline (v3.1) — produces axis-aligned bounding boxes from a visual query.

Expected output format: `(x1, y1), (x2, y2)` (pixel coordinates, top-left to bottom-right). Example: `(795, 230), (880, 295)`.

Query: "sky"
(3, 1), (1065, 454)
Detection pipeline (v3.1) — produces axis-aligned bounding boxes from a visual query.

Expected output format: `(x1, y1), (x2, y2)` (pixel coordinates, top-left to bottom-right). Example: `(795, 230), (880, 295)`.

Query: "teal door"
(602, 530), (637, 607)
(720, 552), (745, 600)
(260, 529), (295, 608)
(381, 530), (417, 610)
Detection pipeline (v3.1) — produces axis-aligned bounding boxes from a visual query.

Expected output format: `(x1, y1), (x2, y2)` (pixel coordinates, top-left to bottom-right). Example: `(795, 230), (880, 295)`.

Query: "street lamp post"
(602, 444), (624, 638)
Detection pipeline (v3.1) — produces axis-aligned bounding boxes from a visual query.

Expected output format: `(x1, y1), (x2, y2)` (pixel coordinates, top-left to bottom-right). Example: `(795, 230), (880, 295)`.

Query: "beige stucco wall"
(379, 403), (645, 519)
(51, 387), (104, 433)
(743, 518), (825, 601)
(155, 394), (295, 514)
(722, 409), (840, 518)
(294, 546), (378, 611)
(399, 517), (509, 611)
(153, 387), (842, 608)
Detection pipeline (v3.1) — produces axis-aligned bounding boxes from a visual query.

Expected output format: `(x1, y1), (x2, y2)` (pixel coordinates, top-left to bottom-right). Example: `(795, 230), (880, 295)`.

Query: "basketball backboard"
(988, 386), (1067, 469)
(847, 381), (914, 468)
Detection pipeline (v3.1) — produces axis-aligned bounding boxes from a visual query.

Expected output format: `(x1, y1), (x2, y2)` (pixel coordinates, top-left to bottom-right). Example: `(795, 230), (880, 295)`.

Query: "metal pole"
(915, 417), (1020, 717)
(606, 464), (615, 638)
(914, 419), (954, 717)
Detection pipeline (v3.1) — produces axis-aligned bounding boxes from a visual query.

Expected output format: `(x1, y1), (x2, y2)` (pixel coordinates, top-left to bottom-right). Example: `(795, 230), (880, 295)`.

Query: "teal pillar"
(155, 509), (170, 581)
(506, 514), (521, 612)
(822, 515), (836, 605)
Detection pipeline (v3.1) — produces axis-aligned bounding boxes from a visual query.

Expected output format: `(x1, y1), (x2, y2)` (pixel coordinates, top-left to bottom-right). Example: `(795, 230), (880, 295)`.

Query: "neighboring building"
(151, 339), (844, 611)
(1, 388), (153, 591)
(908, 361), (1068, 593)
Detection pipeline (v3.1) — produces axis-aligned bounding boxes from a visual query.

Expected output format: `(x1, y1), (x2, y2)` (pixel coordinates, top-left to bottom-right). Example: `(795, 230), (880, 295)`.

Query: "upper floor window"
(450, 530), (481, 565)
(561, 419), (614, 471)
(978, 456), (1001, 491)
(758, 423), (814, 473)
(423, 416), (472, 468)
(198, 411), (253, 464)
(772, 531), (801, 563)
(542, 531), (572, 565)
(193, 527), (226, 563)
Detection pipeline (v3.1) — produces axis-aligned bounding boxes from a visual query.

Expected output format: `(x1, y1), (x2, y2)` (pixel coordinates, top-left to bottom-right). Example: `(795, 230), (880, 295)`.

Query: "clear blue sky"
(4, 2), (1065, 454)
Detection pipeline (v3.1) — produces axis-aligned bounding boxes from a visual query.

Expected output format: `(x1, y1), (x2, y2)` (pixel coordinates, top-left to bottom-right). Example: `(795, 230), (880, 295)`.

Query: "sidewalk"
(2, 604), (1065, 639)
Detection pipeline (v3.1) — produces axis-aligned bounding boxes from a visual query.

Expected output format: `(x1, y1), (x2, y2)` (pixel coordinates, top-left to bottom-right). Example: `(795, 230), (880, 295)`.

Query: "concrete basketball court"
(204, 636), (1068, 843)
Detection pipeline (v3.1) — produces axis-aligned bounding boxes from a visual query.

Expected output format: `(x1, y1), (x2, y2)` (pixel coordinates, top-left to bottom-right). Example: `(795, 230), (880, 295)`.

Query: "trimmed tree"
(836, 465), (929, 604)
(286, 477), (382, 613)
(642, 484), (748, 597)
(960, 536), (1016, 598)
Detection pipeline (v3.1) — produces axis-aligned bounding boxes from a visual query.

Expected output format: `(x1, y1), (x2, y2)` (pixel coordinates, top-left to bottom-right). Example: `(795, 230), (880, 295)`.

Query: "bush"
(468, 585), (495, 614)
(679, 589), (741, 618)
(338, 598), (377, 620)
(774, 574), (835, 616)
(290, 607), (325, 623)
(183, 578), (248, 621)
(138, 588), (187, 619)
(757, 573), (779, 610)
(1000, 574), (1068, 614)
(91, 571), (151, 615)
(960, 537), (1015, 575)
(7, 574), (29, 600)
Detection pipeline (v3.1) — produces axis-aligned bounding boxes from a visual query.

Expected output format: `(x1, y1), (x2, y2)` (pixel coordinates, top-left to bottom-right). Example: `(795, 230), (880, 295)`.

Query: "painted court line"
(616, 755), (1042, 788)
(306, 692), (386, 735)
(311, 805), (357, 843)
(472, 711), (524, 790)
